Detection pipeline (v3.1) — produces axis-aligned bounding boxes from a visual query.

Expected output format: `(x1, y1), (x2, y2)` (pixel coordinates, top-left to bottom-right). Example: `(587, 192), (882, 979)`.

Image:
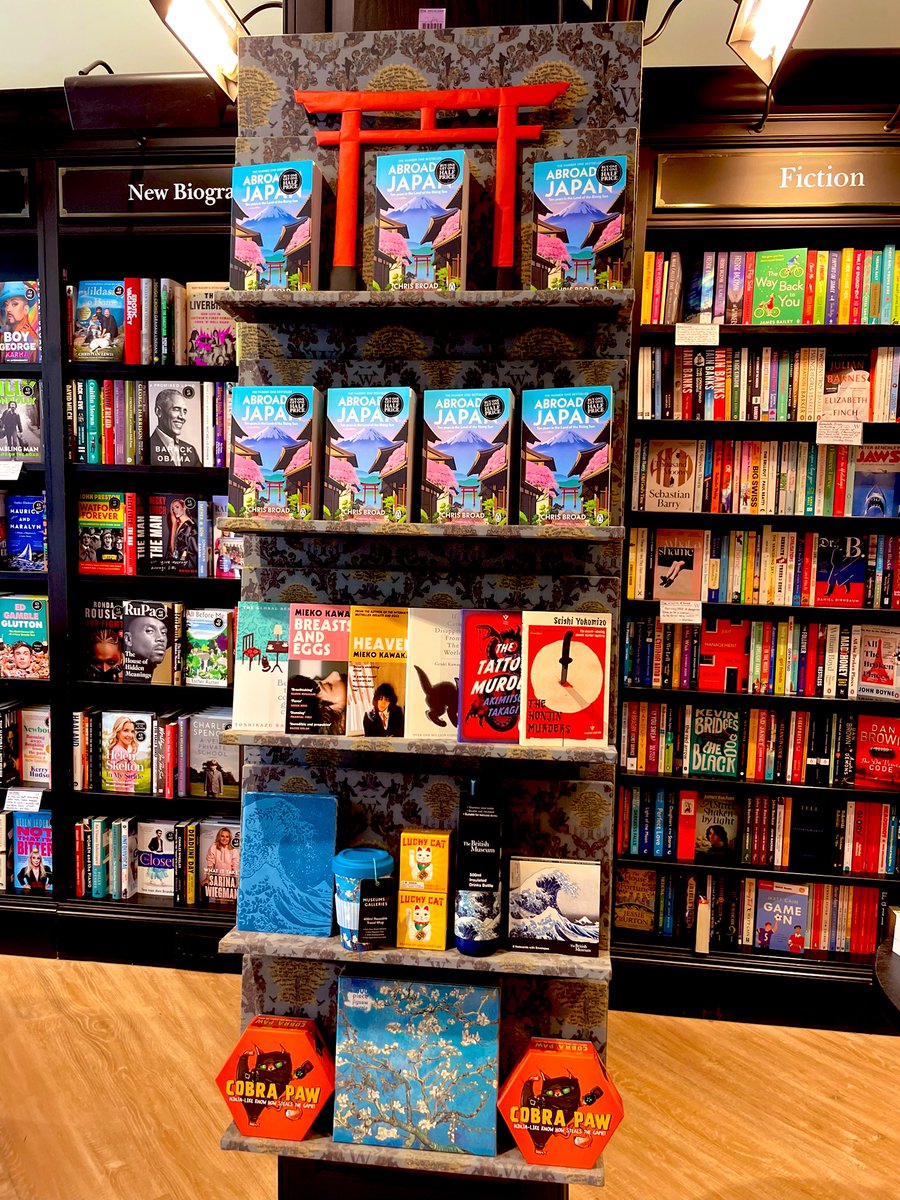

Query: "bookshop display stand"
(215, 22), (639, 1199)
(614, 65), (900, 1026)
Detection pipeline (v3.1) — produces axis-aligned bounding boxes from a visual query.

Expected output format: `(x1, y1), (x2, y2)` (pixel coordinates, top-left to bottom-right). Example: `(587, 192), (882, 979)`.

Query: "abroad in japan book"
(521, 387), (613, 526)
(421, 389), (513, 525)
(520, 610), (611, 747)
(231, 160), (322, 291)
(530, 156), (627, 289)
(372, 150), (469, 291)
(229, 385), (323, 520)
(325, 387), (416, 523)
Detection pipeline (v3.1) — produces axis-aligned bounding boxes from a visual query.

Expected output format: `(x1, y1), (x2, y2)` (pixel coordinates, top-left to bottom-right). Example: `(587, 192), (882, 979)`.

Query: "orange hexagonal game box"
(216, 1015), (335, 1141)
(498, 1038), (623, 1169)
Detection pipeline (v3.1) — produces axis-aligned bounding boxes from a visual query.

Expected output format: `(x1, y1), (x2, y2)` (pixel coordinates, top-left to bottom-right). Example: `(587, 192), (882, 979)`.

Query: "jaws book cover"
(347, 606), (408, 738)
(285, 603), (351, 735)
(0, 378), (41, 460)
(372, 150), (469, 291)
(852, 445), (900, 517)
(531, 156), (627, 289)
(0, 281), (40, 364)
(231, 161), (322, 291)
(521, 611), (611, 747)
(229, 385), (323, 519)
(325, 387), (416, 523)
(458, 609), (521, 743)
(233, 601), (290, 732)
(507, 856), (601, 956)
(71, 281), (125, 361)
(750, 249), (806, 326)
(521, 387), (613, 526)
(421, 389), (513, 525)
(405, 609), (461, 741)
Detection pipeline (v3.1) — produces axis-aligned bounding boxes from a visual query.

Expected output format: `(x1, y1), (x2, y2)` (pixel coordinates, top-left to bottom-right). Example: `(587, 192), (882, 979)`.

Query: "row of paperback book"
(622, 615), (900, 701)
(77, 492), (241, 580)
(0, 809), (51, 893)
(234, 602), (612, 748)
(66, 377), (233, 468)
(619, 699), (899, 792)
(232, 153), (627, 294)
(0, 701), (50, 786)
(641, 246), (900, 327)
(617, 784), (898, 877)
(71, 705), (241, 797)
(228, 384), (613, 529)
(634, 439), (900, 517)
(82, 600), (233, 687)
(73, 814), (240, 907)
(66, 280), (235, 366)
(636, 344), (899, 423)
(615, 865), (884, 957)
(628, 527), (900, 610)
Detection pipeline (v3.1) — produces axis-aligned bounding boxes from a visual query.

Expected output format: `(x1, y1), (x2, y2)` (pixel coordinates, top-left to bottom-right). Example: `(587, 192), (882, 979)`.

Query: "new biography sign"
(656, 149), (900, 210)
(59, 165), (232, 217)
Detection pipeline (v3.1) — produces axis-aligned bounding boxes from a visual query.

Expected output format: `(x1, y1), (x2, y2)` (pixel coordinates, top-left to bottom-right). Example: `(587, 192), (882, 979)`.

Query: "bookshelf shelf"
(624, 598), (900, 621)
(621, 685), (884, 709)
(74, 789), (238, 810)
(220, 1123), (604, 1188)
(631, 419), (900, 440)
(57, 896), (235, 925)
(219, 928), (613, 982)
(614, 854), (893, 887)
(0, 571), (47, 585)
(618, 771), (900, 804)
(612, 939), (874, 983)
(0, 364), (41, 377)
(65, 363), (237, 380)
(634, 511), (900, 531)
(640, 323), (898, 341)
(220, 518), (625, 540)
(220, 728), (617, 763)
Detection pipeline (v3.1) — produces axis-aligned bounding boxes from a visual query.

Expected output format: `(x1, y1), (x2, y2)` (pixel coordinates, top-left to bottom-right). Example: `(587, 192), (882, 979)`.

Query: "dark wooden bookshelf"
(614, 855), (894, 888)
(624, 598), (900, 620)
(618, 771), (900, 805)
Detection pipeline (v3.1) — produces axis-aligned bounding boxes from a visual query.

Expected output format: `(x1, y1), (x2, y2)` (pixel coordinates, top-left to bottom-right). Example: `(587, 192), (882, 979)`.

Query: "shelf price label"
(659, 600), (703, 625)
(816, 420), (863, 446)
(3, 788), (44, 811)
(675, 323), (720, 346)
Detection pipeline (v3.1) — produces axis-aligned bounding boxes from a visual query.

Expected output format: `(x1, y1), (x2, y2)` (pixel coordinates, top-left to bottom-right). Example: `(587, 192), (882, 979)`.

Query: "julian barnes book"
(0, 378), (41, 460)
(458, 609), (521, 744)
(83, 599), (124, 682)
(230, 385), (323, 520)
(421, 389), (513, 525)
(530, 156), (627, 289)
(0, 595), (48, 680)
(325, 387), (416, 523)
(72, 281), (125, 361)
(0, 280), (40, 364)
(404, 608), (461, 741)
(507, 856), (601, 956)
(188, 707), (240, 800)
(185, 282), (235, 367)
(821, 352), (870, 421)
(101, 711), (154, 795)
(642, 440), (699, 512)
(147, 381), (203, 467)
(750, 249), (807, 327)
(285, 603), (351, 735)
(521, 387), (613, 527)
(372, 150), (469, 291)
(184, 608), (232, 687)
(232, 601), (290, 732)
(231, 160), (322, 291)
(651, 528), (706, 601)
(347, 605), (408, 738)
(520, 611), (611, 747)
(122, 598), (182, 685)
(77, 491), (137, 576)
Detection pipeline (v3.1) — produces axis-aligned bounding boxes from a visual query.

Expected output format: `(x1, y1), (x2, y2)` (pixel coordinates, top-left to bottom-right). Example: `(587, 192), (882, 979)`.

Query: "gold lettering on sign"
(779, 166), (865, 189)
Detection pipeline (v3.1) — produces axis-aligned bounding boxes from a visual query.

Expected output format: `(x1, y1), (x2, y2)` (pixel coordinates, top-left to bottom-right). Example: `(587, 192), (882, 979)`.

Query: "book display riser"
(612, 65), (900, 1019)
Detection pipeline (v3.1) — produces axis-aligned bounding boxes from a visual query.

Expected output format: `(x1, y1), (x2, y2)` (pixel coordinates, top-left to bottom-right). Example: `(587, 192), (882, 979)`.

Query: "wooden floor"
(1, 956), (897, 1200)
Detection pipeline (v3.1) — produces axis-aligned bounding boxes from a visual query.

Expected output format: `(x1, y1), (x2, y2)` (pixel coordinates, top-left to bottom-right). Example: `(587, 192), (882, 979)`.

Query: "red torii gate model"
(293, 83), (570, 290)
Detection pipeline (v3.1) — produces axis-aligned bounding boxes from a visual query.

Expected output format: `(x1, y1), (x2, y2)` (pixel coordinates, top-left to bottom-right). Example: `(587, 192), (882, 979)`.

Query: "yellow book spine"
(837, 247), (854, 324)
(640, 251), (656, 324)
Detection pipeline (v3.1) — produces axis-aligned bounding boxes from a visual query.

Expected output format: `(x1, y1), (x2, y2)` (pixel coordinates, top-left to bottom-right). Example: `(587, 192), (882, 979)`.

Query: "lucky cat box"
(498, 1038), (623, 1168)
(216, 1014), (334, 1141)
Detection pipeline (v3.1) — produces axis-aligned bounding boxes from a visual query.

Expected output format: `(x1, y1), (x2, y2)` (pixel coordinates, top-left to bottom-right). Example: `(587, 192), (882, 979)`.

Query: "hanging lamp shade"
(727, 0), (814, 87)
(147, 0), (249, 99)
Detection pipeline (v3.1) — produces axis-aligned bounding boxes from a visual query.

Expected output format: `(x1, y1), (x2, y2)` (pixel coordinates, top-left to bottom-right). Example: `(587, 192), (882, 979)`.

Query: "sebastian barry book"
(530, 156), (627, 289)
(520, 387), (613, 527)
(325, 387), (416, 523)
(231, 161), (322, 291)
(458, 609), (521, 743)
(521, 610), (611, 747)
(421, 389), (513, 525)
(229, 385), (323, 520)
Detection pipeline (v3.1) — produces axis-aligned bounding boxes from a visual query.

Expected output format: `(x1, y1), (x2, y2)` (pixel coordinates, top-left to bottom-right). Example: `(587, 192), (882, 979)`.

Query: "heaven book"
(122, 599), (181, 685)
(71, 281), (125, 361)
(231, 160), (322, 291)
(347, 605), (409, 737)
(0, 378), (41, 461)
(458, 609), (521, 743)
(237, 791), (337, 936)
(0, 595), (48, 680)
(232, 601), (290, 731)
(136, 820), (176, 896)
(754, 880), (809, 952)
(507, 856), (601, 956)
(520, 610), (611, 747)
(189, 707), (240, 799)
(750, 249), (807, 326)
(372, 150), (469, 291)
(520, 387), (614, 527)
(333, 976), (499, 1155)
(404, 608), (461, 740)
(0, 280), (40, 364)
(12, 810), (52, 894)
(198, 818), (241, 908)
(686, 707), (741, 778)
(101, 711), (153, 794)
(643, 440), (699, 512)
(325, 386), (416, 523)
(531, 155), (627, 289)
(185, 282), (235, 366)
(285, 603), (351, 735)
(147, 381), (203, 467)
(694, 792), (741, 862)
(421, 388), (513, 525)
(651, 528), (706, 601)
(229, 385), (323, 520)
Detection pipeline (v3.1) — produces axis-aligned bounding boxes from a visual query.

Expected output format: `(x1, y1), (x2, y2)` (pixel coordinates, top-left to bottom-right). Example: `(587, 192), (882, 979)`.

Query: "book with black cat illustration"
(404, 608), (461, 740)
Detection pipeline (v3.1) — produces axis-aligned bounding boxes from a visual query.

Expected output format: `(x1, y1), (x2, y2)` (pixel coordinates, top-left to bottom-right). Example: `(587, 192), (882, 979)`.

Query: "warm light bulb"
(165, 0), (241, 83)
(748, 0), (808, 64)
